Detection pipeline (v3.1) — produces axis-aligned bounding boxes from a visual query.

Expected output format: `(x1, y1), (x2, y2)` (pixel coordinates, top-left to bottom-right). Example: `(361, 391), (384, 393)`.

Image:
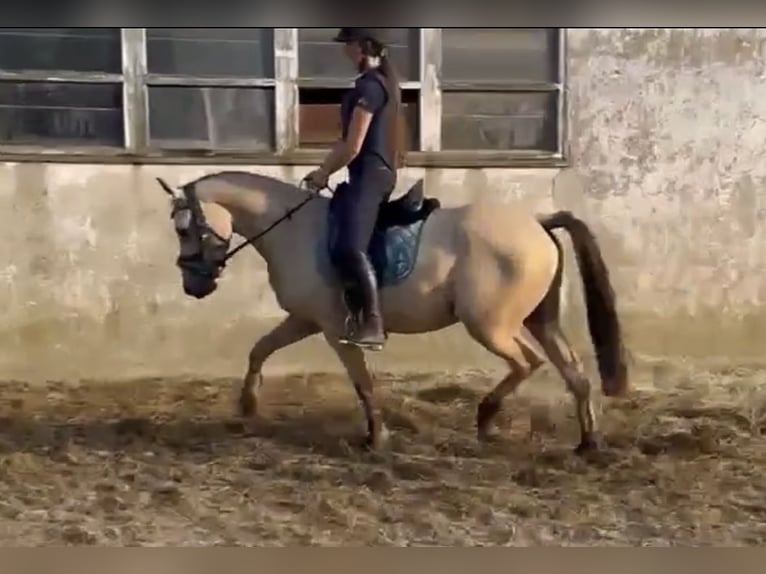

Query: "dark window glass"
(442, 28), (559, 84)
(146, 28), (274, 78)
(0, 81), (123, 146)
(0, 28), (122, 74)
(298, 88), (419, 151)
(148, 86), (274, 150)
(441, 91), (557, 151)
(298, 28), (419, 82)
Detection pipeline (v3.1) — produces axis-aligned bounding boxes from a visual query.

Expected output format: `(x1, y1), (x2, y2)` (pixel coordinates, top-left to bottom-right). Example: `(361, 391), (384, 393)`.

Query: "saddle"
(369, 178), (441, 230)
(324, 177), (441, 284)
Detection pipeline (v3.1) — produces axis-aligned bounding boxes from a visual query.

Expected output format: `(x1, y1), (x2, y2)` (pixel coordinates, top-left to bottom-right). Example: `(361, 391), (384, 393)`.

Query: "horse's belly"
(379, 247), (457, 334)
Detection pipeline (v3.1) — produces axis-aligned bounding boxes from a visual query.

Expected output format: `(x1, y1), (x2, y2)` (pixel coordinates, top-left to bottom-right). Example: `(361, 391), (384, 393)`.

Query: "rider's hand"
(303, 168), (329, 192)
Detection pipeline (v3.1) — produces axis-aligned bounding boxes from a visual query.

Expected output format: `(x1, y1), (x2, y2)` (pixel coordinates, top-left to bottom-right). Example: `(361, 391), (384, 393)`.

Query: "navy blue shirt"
(340, 69), (393, 179)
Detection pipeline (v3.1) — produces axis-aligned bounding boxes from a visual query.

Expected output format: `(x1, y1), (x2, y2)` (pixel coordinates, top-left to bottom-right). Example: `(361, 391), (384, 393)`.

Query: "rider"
(303, 28), (402, 351)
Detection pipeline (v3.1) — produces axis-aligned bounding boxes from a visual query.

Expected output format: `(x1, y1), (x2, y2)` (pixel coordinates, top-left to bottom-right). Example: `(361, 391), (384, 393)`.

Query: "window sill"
(0, 146), (569, 169)
(406, 151), (568, 169)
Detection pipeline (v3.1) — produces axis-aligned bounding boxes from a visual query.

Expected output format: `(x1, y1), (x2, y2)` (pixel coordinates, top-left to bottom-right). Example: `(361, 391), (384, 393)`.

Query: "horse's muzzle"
(182, 273), (218, 299)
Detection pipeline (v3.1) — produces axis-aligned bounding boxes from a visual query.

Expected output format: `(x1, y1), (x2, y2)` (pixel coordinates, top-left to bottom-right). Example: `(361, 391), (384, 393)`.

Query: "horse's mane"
(188, 170), (309, 199)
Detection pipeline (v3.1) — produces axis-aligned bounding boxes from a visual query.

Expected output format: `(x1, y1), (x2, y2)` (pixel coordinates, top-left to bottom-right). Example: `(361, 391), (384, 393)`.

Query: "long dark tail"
(538, 211), (629, 397)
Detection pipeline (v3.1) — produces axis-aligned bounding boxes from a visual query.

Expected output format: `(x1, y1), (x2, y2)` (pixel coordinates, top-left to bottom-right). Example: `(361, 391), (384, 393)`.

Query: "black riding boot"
(339, 250), (386, 351)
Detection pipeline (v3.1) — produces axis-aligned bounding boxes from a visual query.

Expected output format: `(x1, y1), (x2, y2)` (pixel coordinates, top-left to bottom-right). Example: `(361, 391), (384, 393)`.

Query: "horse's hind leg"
(466, 324), (545, 442)
(526, 317), (602, 454)
(239, 315), (320, 418)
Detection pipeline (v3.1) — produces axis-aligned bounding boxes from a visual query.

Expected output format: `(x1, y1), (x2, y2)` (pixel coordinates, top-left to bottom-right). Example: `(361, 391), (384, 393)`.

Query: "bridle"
(171, 184), (231, 280)
(165, 178), (328, 280)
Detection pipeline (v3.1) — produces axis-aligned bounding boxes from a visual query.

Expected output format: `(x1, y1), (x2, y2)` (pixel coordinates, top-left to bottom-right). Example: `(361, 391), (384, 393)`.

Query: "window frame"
(0, 27), (568, 168)
(294, 28), (423, 153)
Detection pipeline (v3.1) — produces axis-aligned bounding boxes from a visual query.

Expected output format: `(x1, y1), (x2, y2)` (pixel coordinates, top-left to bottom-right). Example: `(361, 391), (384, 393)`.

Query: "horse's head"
(157, 178), (233, 300)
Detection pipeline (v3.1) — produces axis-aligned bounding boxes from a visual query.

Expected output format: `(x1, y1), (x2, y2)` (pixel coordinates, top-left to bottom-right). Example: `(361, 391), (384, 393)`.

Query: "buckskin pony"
(157, 170), (628, 453)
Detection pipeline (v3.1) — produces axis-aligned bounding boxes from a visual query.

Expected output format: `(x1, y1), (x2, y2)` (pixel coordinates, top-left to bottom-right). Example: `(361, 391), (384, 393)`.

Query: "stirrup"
(339, 336), (385, 352)
(339, 314), (385, 351)
(338, 336), (385, 352)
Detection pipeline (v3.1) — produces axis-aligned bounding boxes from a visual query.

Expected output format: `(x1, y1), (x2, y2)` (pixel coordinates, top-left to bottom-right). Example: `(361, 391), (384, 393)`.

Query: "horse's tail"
(538, 211), (629, 397)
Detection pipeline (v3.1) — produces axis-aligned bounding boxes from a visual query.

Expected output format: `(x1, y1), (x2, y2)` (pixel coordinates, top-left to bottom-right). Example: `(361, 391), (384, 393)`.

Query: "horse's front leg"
(239, 314), (320, 417)
(324, 332), (388, 450)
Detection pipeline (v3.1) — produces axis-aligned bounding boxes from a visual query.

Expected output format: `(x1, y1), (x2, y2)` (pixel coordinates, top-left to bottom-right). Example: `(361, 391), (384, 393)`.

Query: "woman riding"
(303, 28), (403, 351)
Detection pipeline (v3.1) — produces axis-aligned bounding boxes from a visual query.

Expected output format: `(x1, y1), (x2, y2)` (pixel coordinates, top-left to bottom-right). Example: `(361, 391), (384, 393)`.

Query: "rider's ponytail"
(362, 39), (404, 170)
(378, 52), (404, 169)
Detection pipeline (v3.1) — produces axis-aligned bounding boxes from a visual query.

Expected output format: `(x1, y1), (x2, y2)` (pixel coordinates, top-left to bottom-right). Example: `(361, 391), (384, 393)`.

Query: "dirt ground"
(1, 362), (765, 546)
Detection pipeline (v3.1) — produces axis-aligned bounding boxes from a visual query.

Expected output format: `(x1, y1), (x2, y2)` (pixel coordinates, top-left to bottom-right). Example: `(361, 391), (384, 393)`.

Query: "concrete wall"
(563, 28), (766, 360)
(3, 28), (765, 382)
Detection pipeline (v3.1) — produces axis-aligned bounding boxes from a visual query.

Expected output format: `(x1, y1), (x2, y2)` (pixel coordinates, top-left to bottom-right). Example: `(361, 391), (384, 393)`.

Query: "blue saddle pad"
(319, 209), (428, 288)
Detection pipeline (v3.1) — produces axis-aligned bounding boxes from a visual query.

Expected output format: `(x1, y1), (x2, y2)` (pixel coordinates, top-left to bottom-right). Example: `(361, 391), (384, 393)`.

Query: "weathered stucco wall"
(2, 28), (765, 382)
(562, 28), (766, 359)
(0, 164), (556, 382)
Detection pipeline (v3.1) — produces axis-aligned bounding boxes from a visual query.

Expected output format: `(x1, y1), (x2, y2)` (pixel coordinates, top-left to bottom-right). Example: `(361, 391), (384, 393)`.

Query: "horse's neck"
(201, 176), (314, 260)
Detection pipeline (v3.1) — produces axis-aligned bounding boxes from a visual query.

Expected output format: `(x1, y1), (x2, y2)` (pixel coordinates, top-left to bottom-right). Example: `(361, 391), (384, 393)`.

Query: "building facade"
(1, 28), (764, 381)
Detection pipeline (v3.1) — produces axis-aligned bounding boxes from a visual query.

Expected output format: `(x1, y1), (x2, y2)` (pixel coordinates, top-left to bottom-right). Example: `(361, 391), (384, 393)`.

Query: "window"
(145, 28), (275, 151)
(296, 28), (420, 152)
(0, 28), (124, 146)
(0, 28), (566, 166)
(0, 28), (121, 73)
(440, 28), (561, 154)
(297, 28), (419, 83)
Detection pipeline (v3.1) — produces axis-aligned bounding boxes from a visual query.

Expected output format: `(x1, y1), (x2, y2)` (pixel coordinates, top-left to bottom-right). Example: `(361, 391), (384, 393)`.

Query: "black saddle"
(376, 179), (441, 229)
(329, 178), (440, 227)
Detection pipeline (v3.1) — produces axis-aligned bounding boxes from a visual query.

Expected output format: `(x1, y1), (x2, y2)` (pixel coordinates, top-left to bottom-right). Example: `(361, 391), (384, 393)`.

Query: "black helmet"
(332, 28), (387, 46)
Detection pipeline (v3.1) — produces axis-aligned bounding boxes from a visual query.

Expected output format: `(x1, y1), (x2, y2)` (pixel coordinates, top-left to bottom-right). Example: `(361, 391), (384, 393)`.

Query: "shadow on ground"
(0, 367), (765, 546)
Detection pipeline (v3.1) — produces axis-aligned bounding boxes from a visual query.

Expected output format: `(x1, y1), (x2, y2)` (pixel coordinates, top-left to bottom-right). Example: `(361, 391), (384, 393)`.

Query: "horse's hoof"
(574, 434), (605, 455)
(477, 426), (503, 444)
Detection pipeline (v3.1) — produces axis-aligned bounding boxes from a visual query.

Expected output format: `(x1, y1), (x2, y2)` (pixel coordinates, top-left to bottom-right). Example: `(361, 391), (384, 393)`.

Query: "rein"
(221, 182), (330, 265)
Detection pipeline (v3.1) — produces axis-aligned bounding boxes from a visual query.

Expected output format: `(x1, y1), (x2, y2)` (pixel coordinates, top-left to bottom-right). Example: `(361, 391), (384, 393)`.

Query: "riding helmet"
(332, 28), (388, 45)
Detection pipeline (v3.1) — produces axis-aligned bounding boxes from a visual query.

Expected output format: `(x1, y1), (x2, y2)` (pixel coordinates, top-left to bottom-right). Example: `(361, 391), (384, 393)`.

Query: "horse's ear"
(156, 177), (179, 198)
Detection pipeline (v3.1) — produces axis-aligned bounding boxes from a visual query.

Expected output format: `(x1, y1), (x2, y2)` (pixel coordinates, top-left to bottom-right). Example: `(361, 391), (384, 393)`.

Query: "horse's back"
(386, 199), (556, 291)
(462, 200), (548, 245)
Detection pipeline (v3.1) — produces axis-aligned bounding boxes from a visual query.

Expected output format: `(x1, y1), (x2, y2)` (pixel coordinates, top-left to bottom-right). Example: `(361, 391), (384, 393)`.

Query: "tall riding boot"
(340, 251), (386, 351)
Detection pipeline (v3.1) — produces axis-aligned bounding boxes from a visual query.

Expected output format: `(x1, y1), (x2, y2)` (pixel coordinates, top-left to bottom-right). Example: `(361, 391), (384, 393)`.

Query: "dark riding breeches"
(331, 166), (395, 257)
(330, 166), (396, 311)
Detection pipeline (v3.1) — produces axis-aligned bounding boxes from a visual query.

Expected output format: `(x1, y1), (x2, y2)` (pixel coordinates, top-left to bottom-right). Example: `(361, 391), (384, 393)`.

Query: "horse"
(156, 170), (628, 453)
